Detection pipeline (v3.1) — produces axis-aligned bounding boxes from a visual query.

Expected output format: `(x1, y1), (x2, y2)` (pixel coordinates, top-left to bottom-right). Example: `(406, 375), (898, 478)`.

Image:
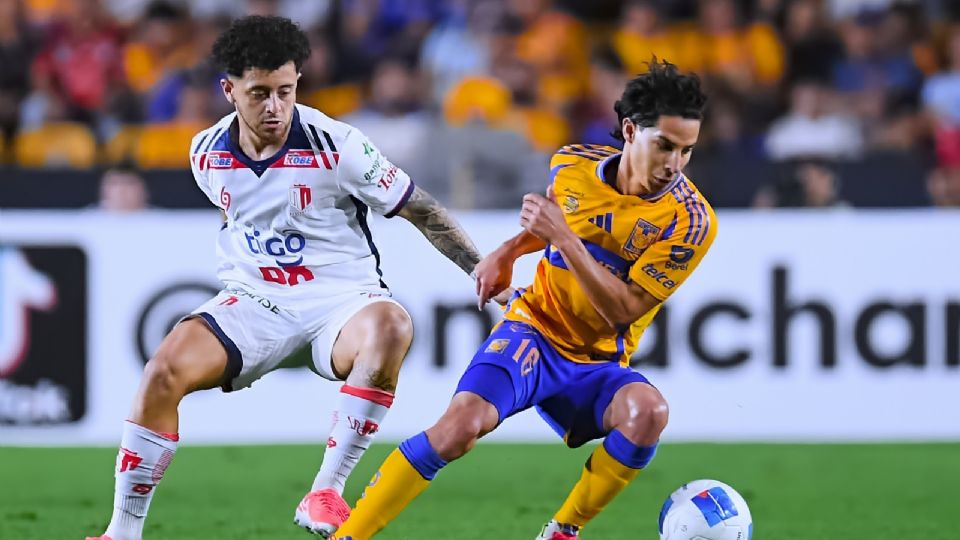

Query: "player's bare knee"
(431, 423), (479, 461)
(141, 354), (186, 400)
(616, 389), (669, 443)
(372, 305), (413, 351)
(356, 305), (412, 364)
(429, 409), (485, 461)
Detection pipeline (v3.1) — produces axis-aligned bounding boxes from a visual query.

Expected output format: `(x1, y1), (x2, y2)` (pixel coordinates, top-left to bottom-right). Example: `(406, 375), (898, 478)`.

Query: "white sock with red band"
(312, 384), (394, 494)
(105, 421), (178, 540)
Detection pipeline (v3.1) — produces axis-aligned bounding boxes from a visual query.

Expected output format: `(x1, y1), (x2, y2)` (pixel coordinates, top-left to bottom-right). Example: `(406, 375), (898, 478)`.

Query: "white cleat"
(536, 519), (580, 539)
(294, 488), (351, 538)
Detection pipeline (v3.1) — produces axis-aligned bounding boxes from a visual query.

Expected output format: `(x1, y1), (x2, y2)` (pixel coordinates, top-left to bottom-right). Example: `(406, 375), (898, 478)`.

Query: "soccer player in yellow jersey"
(333, 60), (713, 540)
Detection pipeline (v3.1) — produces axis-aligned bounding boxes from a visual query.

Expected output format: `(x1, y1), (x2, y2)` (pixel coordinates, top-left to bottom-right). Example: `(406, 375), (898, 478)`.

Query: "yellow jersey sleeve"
(629, 196), (717, 301)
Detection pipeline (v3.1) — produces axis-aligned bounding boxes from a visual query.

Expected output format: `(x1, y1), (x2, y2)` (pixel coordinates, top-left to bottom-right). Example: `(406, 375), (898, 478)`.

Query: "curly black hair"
(611, 58), (707, 141)
(212, 15), (311, 78)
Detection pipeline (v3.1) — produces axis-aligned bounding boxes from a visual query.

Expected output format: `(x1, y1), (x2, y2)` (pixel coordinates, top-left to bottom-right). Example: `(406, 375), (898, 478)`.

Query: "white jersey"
(189, 104), (414, 299)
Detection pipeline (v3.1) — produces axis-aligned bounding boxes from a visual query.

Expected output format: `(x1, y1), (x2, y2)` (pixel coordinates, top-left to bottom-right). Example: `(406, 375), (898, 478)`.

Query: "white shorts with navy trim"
(187, 286), (406, 391)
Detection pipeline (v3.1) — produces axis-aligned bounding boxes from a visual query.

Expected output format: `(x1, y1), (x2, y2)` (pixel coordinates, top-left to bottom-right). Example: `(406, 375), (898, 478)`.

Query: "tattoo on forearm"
(399, 187), (481, 275)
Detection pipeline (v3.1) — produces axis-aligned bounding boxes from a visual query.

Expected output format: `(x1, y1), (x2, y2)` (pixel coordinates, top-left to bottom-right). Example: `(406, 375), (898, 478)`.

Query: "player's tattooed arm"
(398, 185), (482, 275)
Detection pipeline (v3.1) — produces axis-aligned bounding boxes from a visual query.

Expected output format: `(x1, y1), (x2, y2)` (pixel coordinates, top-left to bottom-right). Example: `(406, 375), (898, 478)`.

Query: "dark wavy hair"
(212, 15), (311, 77)
(611, 58), (707, 141)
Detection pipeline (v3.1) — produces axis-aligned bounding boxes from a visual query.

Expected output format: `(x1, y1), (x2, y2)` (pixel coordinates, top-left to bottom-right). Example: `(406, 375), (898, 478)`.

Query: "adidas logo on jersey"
(588, 212), (614, 233)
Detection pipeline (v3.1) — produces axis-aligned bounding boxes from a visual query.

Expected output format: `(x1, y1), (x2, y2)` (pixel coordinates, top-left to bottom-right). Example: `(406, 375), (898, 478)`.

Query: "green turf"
(0, 443), (955, 539)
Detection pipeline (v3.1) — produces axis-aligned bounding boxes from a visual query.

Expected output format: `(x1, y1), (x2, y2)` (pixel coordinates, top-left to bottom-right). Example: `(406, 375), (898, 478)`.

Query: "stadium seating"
(14, 123), (98, 168)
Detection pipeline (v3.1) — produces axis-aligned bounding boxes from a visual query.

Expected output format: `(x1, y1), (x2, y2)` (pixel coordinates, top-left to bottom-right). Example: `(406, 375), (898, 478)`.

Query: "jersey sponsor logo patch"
(641, 263), (677, 289)
(282, 150), (316, 167)
(362, 155), (384, 183)
(244, 228), (307, 266)
(207, 151), (235, 169)
(378, 165), (399, 190)
(562, 195), (579, 213)
(670, 245), (695, 263)
(485, 338), (510, 353)
(289, 184), (313, 214)
(624, 218), (661, 256)
(666, 245), (694, 270)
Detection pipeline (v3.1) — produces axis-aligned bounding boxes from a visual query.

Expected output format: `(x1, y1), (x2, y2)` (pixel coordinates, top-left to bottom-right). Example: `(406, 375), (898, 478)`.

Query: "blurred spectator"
(342, 59), (429, 175)
(831, 9), (923, 124)
(187, 0), (331, 29)
(922, 26), (960, 167)
(508, 0), (589, 110)
(123, 1), (193, 95)
(579, 46), (626, 148)
(104, 0), (152, 26)
(699, 93), (764, 159)
(690, 0), (786, 92)
(420, 0), (500, 105)
(245, 0), (331, 29)
(300, 35), (363, 119)
(0, 0), (39, 141)
(415, 119), (547, 210)
(443, 75), (512, 128)
(754, 160), (849, 208)
(922, 26), (960, 126)
(97, 165), (149, 211)
(24, 0), (125, 131)
(340, 0), (443, 76)
(927, 166), (960, 206)
(765, 79), (863, 160)
(23, 0), (61, 26)
(780, 0), (843, 84)
(133, 76), (212, 168)
(491, 54), (571, 153)
(611, 1), (687, 75)
(867, 93), (923, 152)
(142, 14), (232, 124)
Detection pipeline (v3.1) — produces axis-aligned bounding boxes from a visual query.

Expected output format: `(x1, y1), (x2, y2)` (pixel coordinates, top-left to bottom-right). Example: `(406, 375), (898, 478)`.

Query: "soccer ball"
(658, 479), (752, 540)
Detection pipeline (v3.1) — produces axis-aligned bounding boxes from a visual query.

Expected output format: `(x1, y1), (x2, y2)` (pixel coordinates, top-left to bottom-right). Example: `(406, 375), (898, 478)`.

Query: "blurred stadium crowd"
(1, 0), (960, 209)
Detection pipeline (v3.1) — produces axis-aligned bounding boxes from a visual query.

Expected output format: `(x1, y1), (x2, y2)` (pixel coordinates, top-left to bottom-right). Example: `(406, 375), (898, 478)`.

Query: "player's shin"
(313, 385), (394, 493)
(103, 421), (178, 540)
(553, 430), (657, 529)
(334, 432), (446, 539)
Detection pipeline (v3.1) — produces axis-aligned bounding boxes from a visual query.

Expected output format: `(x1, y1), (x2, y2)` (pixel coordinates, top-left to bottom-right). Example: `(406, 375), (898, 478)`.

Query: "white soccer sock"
(312, 384), (394, 494)
(104, 421), (178, 540)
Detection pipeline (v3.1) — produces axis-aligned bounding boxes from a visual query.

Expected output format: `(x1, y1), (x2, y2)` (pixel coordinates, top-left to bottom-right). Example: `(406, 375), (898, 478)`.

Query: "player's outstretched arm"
(398, 185), (482, 276)
(474, 229), (545, 308)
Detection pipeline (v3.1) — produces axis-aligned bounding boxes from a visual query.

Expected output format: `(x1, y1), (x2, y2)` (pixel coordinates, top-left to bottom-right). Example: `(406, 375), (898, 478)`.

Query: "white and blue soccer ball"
(658, 479), (752, 540)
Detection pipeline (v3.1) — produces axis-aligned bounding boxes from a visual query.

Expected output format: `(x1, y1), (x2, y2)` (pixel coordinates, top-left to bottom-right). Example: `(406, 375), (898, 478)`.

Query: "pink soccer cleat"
(294, 488), (351, 538)
(85, 536), (113, 540)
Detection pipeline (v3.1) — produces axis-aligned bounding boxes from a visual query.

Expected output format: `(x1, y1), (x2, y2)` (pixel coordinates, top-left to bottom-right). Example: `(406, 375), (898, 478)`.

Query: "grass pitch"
(0, 443), (955, 539)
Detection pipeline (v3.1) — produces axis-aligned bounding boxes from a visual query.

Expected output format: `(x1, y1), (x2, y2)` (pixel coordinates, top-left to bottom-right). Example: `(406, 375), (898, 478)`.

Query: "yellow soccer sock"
(336, 432), (445, 539)
(554, 432), (657, 528)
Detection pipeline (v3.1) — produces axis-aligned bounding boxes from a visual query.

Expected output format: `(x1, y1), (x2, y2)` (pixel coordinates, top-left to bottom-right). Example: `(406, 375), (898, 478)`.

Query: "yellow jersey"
(504, 144), (717, 365)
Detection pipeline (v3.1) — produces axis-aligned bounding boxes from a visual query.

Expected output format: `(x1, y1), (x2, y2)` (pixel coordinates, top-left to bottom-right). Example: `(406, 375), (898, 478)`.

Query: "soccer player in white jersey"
(86, 16), (506, 540)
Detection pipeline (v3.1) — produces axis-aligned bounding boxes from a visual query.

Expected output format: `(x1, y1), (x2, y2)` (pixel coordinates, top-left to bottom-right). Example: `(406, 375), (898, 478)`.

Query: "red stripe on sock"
(341, 384), (395, 407)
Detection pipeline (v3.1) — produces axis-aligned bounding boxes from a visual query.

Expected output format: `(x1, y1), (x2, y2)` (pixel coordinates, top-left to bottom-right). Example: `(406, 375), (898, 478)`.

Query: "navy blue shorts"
(456, 322), (652, 448)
